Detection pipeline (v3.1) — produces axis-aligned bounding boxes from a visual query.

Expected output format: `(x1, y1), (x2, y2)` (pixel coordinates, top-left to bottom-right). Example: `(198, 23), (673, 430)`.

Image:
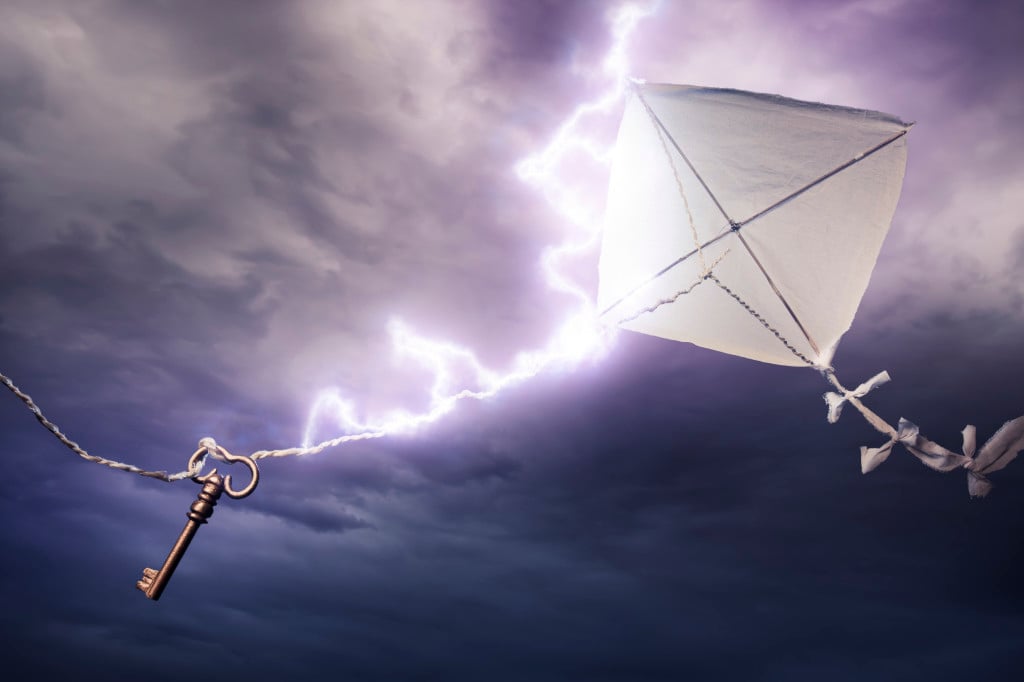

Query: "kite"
(597, 82), (1024, 496)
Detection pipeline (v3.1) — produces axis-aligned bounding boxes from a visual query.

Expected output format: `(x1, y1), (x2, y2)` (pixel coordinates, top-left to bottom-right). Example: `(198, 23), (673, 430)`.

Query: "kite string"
(1, 371), (204, 482)
(249, 430), (386, 460)
(1, 368), (398, 477)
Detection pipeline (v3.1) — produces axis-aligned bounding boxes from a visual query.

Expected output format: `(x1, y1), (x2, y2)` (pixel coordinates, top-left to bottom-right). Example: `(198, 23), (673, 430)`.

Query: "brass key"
(137, 443), (259, 601)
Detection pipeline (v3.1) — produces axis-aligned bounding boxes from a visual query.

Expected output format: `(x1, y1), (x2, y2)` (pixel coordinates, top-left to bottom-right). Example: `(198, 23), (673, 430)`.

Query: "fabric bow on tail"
(824, 371), (890, 424)
(862, 416), (1024, 497)
(960, 417), (1024, 497)
(859, 418), (963, 474)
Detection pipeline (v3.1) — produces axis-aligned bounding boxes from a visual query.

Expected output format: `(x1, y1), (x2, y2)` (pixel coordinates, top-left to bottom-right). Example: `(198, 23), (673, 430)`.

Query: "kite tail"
(820, 369), (1024, 497)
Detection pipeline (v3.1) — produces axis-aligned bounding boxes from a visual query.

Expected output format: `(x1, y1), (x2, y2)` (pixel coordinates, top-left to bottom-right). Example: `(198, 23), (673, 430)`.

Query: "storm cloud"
(2, 1), (1023, 679)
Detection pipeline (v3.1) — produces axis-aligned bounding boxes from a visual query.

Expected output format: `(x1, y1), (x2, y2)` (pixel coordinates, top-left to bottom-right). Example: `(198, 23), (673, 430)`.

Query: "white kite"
(597, 82), (1024, 496)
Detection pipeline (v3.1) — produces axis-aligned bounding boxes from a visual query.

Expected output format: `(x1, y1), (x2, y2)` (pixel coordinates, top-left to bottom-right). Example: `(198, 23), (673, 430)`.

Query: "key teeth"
(136, 567), (157, 594)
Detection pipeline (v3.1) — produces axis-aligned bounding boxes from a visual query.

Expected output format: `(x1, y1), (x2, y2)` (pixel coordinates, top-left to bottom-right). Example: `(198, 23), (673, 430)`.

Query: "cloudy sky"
(1, 0), (1023, 679)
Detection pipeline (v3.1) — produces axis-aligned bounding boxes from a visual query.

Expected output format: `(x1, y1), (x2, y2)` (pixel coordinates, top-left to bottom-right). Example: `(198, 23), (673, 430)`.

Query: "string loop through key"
(188, 440), (259, 498)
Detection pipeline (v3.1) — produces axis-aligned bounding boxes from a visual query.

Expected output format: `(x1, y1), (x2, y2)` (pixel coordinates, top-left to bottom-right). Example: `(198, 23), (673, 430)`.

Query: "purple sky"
(1, 1), (1023, 679)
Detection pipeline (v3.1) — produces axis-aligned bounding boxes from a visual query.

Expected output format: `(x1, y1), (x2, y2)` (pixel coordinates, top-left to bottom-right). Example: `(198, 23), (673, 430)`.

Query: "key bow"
(188, 439), (259, 499)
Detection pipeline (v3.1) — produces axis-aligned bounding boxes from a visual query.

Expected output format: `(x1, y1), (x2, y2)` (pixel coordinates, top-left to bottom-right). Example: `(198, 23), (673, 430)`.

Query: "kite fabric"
(598, 83), (911, 368)
(598, 82), (1024, 496)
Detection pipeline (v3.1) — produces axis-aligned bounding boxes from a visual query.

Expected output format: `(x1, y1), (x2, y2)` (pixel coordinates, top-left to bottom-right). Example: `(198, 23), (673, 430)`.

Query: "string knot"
(198, 436), (230, 462)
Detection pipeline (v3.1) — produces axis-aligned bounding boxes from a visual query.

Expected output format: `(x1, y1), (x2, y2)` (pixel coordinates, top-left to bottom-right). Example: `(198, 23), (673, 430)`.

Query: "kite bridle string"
(638, 87), (709, 274)
(700, 280), (898, 440)
(614, 257), (724, 326)
(627, 88), (825, 370)
(608, 86), (737, 326)
(704, 275), (814, 367)
(690, 272), (897, 442)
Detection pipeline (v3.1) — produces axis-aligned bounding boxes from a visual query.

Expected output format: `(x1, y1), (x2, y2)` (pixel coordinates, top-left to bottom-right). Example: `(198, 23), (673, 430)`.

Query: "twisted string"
(2, 369), (396, 479)
(2, 371), (204, 481)
(645, 103), (707, 273)
(613, 249), (730, 325)
(250, 430), (386, 460)
(609, 86), (740, 327)
(706, 275), (814, 367)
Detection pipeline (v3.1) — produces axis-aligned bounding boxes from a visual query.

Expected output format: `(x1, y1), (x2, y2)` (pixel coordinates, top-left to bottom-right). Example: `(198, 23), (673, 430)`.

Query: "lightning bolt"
(302, 3), (656, 450)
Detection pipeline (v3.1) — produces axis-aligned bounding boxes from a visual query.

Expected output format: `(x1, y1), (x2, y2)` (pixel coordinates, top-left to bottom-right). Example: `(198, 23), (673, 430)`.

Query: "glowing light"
(303, 3), (656, 449)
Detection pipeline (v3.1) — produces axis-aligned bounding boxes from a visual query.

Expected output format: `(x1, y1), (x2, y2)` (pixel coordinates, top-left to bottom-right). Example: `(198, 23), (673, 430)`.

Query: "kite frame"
(599, 82), (1023, 496)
